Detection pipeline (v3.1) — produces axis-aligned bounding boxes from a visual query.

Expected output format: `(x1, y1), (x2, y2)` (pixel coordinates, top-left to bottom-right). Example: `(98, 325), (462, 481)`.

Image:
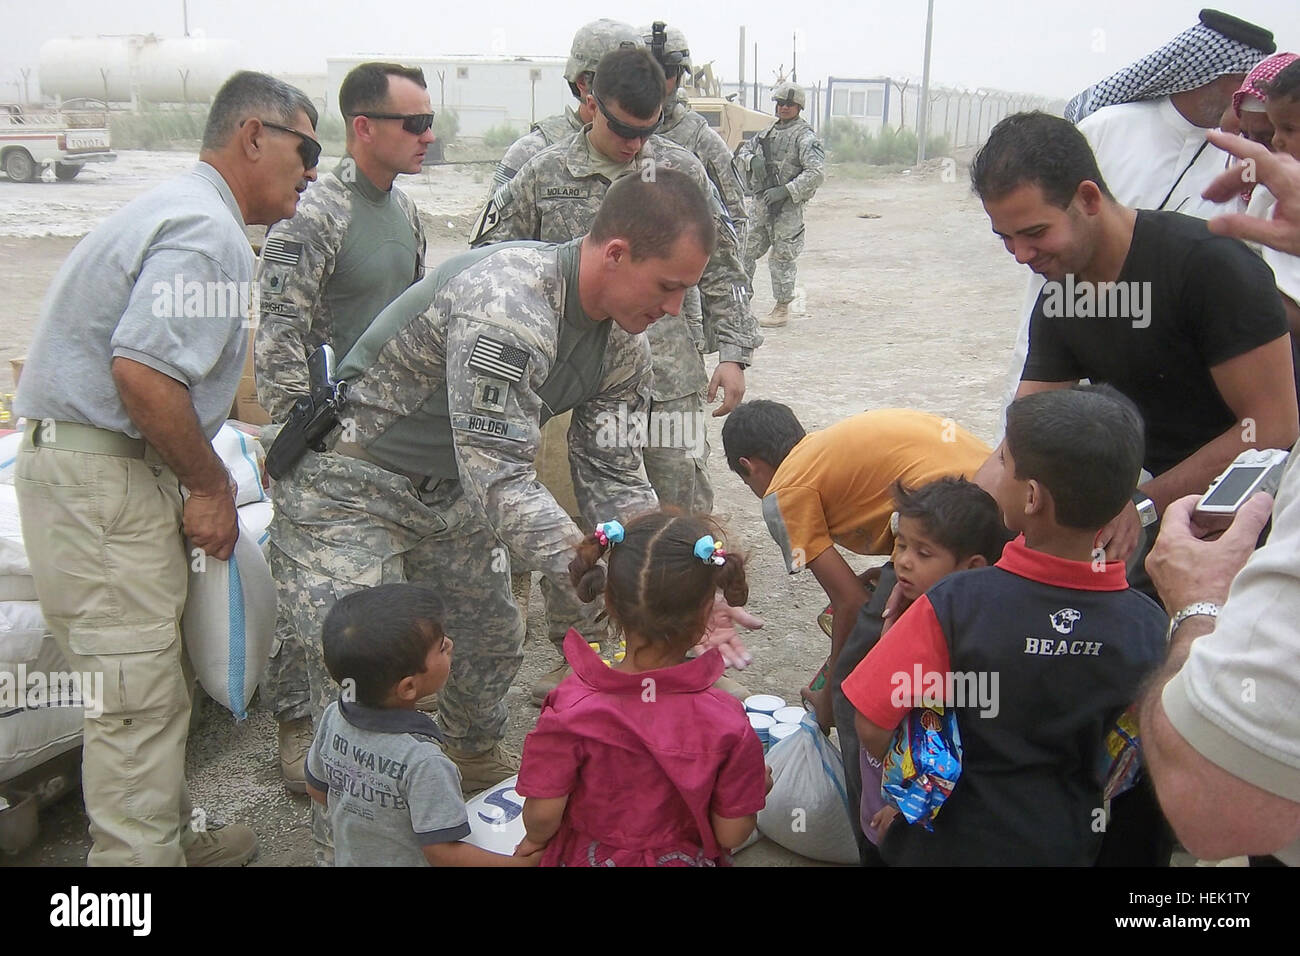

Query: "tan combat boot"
(530, 661), (572, 705)
(760, 302), (790, 328)
(277, 716), (313, 795)
(712, 673), (752, 702)
(184, 821), (258, 867)
(448, 743), (521, 796)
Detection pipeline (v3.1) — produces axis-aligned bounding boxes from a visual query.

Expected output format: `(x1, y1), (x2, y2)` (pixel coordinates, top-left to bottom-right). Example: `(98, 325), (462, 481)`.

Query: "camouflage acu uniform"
(490, 107), (583, 193)
(658, 90), (750, 353)
(471, 129), (759, 515)
(255, 156), (425, 724)
(738, 116), (825, 304)
(268, 240), (657, 751)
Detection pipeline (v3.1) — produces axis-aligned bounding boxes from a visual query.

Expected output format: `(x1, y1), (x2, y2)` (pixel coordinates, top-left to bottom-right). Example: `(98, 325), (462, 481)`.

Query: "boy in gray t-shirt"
(305, 584), (541, 867)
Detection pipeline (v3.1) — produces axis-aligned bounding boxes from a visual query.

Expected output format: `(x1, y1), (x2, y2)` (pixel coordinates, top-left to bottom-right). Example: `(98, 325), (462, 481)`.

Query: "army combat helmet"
(772, 81), (806, 110)
(641, 21), (693, 83)
(565, 19), (645, 98)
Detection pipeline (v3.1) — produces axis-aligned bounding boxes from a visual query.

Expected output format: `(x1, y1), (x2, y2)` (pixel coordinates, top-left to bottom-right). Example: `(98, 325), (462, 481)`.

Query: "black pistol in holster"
(265, 344), (350, 480)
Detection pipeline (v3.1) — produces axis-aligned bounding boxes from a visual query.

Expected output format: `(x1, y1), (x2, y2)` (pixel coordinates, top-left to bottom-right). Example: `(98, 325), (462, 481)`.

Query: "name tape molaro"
(541, 184), (590, 200)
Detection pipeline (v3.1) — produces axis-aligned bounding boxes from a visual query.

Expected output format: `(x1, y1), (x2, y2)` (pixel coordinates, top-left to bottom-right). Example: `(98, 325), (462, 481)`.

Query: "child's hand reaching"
(514, 836), (548, 861)
(695, 592), (762, 670)
(870, 805), (899, 837)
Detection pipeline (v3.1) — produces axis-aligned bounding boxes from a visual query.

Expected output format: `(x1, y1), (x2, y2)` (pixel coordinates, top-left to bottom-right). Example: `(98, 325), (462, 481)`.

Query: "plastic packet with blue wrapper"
(880, 706), (962, 830)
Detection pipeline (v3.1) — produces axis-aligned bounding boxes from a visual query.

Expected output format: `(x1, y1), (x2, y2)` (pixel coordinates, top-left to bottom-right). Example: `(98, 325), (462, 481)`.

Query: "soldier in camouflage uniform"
(255, 62), (429, 795)
(470, 48), (759, 700)
(643, 22), (749, 365)
(472, 47), (758, 516)
(269, 172), (714, 861)
(737, 81), (826, 328)
(490, 19), (643, 193)
(490, 21), (645, 635)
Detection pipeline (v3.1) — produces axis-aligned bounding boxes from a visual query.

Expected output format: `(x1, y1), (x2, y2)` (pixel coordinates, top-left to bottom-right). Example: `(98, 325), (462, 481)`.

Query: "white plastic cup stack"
(744, 694), (785, 716)
(744, 695), (786, 752)
(769, 722), (800, 746)
(773, 706), (805, 725)
(748, 712), (776, 751)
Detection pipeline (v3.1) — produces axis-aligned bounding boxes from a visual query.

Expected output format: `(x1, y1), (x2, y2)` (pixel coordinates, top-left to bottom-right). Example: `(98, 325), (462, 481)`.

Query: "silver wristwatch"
(1133, 492), (1158, 528)
(1168, 601), (1220, 638)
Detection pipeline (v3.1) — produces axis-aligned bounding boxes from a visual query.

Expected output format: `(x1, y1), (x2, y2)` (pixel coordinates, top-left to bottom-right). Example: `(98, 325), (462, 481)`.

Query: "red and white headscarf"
(1233, 52), (1300, 116)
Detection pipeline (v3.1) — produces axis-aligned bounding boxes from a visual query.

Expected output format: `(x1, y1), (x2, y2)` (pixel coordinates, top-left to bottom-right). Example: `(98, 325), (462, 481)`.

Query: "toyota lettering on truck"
(0, 103), (116, 183)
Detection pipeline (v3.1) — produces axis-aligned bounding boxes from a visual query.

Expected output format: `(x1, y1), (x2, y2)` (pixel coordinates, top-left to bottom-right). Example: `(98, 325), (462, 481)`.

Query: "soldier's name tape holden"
(450, 412), (529, 442)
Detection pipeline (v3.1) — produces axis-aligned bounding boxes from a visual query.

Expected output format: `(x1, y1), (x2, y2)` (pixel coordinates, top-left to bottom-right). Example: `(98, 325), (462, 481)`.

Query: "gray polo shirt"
(15, 162), (252, 439)
(305, 700), (470, 867)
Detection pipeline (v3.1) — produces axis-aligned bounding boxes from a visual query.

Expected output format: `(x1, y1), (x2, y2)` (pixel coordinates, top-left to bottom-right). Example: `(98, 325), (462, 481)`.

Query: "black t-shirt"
(880, 558), (1167, 867)
(1022, 211), (1288, 476)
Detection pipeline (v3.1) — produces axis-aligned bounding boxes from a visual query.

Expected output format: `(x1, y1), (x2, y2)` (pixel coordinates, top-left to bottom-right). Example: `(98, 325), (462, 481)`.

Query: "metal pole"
(753, 43), (758, 110)
(183, 0), (189, 37)
(917, 0), (934, 163)
(739, 26), (746, 105)
(792, 32), (797, 83)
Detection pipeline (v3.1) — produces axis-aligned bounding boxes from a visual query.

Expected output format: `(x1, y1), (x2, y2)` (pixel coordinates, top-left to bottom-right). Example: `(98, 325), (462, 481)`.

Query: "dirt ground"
(0, 149), (1027, 867)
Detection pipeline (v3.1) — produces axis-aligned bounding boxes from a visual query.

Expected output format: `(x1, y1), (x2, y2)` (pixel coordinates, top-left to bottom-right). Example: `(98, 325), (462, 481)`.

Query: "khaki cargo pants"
(14, 425), (199, 866)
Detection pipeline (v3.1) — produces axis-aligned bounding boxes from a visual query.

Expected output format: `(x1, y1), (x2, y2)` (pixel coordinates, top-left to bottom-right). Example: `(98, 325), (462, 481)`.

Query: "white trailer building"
(325, 55), (568, 137)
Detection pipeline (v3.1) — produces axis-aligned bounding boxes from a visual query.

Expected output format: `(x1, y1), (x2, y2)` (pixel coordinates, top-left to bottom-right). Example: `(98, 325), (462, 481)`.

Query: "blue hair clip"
(595, 520), (625, 549)
(694, 535), (726, 566)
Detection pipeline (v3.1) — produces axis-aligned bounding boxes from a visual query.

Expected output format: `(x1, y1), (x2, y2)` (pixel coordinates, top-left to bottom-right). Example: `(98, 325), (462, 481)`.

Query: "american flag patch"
(262, 236), (304, 266)
(468, 335), (529, 383)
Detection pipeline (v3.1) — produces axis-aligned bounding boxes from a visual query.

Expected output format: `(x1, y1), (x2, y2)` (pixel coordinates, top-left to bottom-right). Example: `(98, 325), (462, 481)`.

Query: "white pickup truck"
(0, 104), (116, 182)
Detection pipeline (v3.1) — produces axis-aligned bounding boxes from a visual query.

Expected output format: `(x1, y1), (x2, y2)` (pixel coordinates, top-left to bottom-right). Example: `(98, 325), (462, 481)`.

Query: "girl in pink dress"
(514, 512), (768, 866)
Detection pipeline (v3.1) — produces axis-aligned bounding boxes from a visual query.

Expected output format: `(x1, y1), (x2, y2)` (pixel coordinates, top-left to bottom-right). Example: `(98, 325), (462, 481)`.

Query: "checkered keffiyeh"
(1233, 52), (1300, 116)
(1065, 18), (1274, 123)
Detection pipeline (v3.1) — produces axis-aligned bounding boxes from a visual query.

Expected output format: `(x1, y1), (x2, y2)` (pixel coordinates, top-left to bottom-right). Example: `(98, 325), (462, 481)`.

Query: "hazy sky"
(1, 0), (1295, 101)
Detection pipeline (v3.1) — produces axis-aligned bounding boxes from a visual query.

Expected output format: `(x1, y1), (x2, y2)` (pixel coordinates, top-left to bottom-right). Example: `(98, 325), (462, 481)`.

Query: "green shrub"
(109, 105), (207, 150)
(433, 109), (459, 145)
(825, 120), (949, 166)
(481, 122), (519, 150)
(870, 126), (917, 164)
(925, 133), (952, 158)
(826, 118), (870, 162)
(315, 114), (347, 154)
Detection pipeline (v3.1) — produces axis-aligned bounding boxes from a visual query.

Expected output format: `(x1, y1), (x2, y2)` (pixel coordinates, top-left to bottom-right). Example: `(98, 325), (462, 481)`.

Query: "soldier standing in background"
(490, 19), (644, 192)
(487, 20), (644, 643)
(255, 62), (429, 795)
(738, 81), (826, 328)
(644, 21), (750, 361)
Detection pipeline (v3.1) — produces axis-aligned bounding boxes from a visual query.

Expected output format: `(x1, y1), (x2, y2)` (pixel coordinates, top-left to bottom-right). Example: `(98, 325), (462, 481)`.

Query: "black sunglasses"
(349, 111), (436, 135)
(246, 119), (321, 170)
(592, 93), (662, 141)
